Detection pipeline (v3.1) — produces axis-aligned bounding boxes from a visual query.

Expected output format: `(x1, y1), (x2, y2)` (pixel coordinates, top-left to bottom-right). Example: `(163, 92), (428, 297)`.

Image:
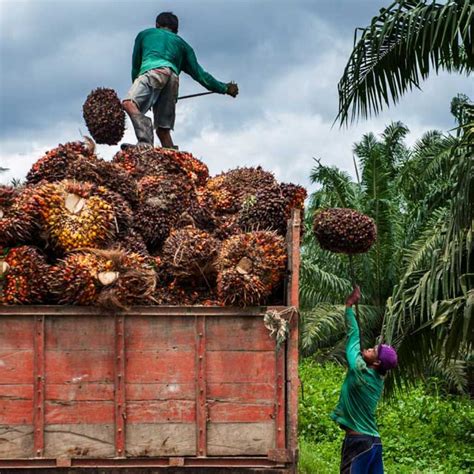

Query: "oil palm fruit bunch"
(238, 184), (287, 235)
(95, 160), (139, 207)
(112, 147), (189, 181)
(134, 174), (195, 249)
(0, 186), (40, 246)
(50, 249), (156, 309)
(111, 147), (148, 178)
(159, 148), (209, 186)
(162, 226), (220, 281)
(26, 140), (97, 185)
(82, 88), (125, 145)
(203, 167), (277, 215)
(33, 180), (132, 253)
(213, 214), (242, 241)
(153, 280), (191, 305)
(217, 230), (287, 306)
(26, 140), (139, 207)
(115, 229), (149, 256)
(177, 200), (218, 234)
(154, 280), (219, 306)
(280, 183), (307, 218)
(313, 208), (376, 254)
(0, 246), (50, 305)
(0, 185), (19, 209)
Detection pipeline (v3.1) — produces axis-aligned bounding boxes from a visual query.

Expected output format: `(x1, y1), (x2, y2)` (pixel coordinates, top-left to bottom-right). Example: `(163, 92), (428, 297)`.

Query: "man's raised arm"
(345, 286), (361, 370)
(182, 43), (237, 96)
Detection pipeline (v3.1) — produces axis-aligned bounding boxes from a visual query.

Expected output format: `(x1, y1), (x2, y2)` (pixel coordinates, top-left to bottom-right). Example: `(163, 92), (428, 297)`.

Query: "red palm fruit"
(203, 167), (277, 215)
(50, 248), (156, 309)
(0, 246), (50, 305)
(82, 88), (125, 145)
(216, 230), (287, 306)
(157, 148), (209, 186)
(312, 208), (377, 254)
(26, 140), (97, 184)
(238, 184), (287, 235)
(162, 226), (220, 281)
(0, 186), (40, 246)
(0, 185), (19, 209)
(280, 183), (307, 218)
(33, 180), (132, 253)
(134, 174), (195, 249)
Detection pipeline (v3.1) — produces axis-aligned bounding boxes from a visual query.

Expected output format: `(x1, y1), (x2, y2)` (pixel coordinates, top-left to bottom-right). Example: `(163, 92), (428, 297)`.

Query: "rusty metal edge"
(0, 306), (284, 317)
(286, 209), (301, 471)
(114, 314), (126, 457)
(195, 315), (207, 457)
(0, 457), (290, 469)
(33, 314), (45, 458)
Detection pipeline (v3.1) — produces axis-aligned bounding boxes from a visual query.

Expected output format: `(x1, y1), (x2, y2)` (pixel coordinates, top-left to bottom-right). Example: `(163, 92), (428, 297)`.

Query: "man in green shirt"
(331, 286), (398, 473)
(122, 12), (239, 149)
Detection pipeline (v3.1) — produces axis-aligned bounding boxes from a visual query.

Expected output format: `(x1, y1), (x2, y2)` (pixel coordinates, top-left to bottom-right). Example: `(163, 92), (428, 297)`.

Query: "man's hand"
(226, 82), (239, 98)
(345, 286), (361, 307)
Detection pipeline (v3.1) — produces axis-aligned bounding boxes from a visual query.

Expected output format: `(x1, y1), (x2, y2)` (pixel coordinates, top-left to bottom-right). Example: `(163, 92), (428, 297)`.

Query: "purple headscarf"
(378, 344), (398, 372)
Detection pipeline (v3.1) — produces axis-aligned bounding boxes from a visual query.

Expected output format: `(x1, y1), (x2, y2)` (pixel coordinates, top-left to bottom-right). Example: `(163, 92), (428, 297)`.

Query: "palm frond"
(300, 260), (352, 309)
(427, 355), (469, 394)
(301, 304), (383, 356)
(337, 0), (474, 124)
(309, 160), (359, 208)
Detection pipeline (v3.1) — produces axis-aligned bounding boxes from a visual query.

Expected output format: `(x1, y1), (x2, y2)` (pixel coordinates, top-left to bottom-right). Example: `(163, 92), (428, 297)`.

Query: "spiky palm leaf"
(337, 0), (474, 124)
(301, 304), (383, 357)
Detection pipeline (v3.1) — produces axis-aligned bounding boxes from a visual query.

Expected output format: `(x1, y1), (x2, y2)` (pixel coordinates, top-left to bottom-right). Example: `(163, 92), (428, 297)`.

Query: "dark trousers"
(340, 434), (384, 473)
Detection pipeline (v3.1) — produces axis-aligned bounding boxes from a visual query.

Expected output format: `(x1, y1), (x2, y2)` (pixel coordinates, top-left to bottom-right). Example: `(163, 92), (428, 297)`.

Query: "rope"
(263, 306), (297, 350)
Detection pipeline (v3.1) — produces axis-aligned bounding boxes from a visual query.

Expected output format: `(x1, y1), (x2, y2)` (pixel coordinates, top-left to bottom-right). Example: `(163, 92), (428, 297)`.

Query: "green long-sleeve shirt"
(330, 307), (384, 436)
(131, 28), (228, 94)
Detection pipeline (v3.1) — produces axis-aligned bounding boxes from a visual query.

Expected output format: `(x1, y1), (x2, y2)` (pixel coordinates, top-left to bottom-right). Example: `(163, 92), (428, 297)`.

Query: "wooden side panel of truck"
(0, 212), (301, 472)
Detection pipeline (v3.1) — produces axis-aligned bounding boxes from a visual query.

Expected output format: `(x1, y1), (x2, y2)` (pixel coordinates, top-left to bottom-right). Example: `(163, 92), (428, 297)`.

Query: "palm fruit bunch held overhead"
(312, 208), (376, 254)
(82, 88), (125, 145)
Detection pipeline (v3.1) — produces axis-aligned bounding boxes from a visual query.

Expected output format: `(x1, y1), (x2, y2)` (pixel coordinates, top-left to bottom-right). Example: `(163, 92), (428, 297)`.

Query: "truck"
(0, 211), (301, 473)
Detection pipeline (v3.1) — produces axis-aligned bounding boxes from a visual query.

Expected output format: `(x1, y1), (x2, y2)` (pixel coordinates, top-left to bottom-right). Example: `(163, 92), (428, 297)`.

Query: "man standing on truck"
(122, 11), (239, 150)
(331, 286), (398, 473)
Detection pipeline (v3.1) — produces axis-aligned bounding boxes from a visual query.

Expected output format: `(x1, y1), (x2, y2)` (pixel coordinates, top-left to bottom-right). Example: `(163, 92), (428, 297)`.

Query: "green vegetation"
(298, 359), (473, 473)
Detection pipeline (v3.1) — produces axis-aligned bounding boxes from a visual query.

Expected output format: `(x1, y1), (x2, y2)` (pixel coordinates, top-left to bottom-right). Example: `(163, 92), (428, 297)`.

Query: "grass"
(298, 359), (473, 473)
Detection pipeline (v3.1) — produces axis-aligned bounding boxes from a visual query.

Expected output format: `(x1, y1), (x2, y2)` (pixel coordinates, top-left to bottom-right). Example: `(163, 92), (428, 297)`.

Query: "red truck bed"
(0, 212), (301, 473)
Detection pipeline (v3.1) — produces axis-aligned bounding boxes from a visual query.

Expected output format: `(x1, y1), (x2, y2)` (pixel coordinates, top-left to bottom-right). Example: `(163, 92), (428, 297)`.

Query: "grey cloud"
(0, 0), (472, 186)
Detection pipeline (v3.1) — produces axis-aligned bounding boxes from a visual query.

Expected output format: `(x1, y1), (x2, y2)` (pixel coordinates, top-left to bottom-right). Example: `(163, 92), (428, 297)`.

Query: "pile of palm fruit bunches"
(0, 140), (307, 310)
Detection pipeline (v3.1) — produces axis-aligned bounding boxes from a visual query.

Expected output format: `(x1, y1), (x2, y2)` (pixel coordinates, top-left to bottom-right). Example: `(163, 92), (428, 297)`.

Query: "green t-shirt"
(330, 307), (384, 436)
(131, 28), (227, 94)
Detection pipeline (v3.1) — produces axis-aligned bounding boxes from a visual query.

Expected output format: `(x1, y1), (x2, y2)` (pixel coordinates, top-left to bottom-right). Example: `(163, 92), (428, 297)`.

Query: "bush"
(298, 359), (473, 473)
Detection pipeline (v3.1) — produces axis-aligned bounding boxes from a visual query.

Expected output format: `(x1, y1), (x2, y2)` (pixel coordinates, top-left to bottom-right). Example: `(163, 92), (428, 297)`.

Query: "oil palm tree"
(337, 0), (473, 125)
(385, 97), (473, 391)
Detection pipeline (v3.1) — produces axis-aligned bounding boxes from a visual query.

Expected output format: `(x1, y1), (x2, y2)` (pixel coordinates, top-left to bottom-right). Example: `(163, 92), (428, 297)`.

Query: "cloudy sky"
(0, 0), (472, 189)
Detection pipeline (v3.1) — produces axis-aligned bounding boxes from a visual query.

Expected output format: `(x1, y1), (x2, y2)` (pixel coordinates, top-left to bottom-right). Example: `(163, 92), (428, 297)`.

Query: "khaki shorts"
(125, 67), (179, 130)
